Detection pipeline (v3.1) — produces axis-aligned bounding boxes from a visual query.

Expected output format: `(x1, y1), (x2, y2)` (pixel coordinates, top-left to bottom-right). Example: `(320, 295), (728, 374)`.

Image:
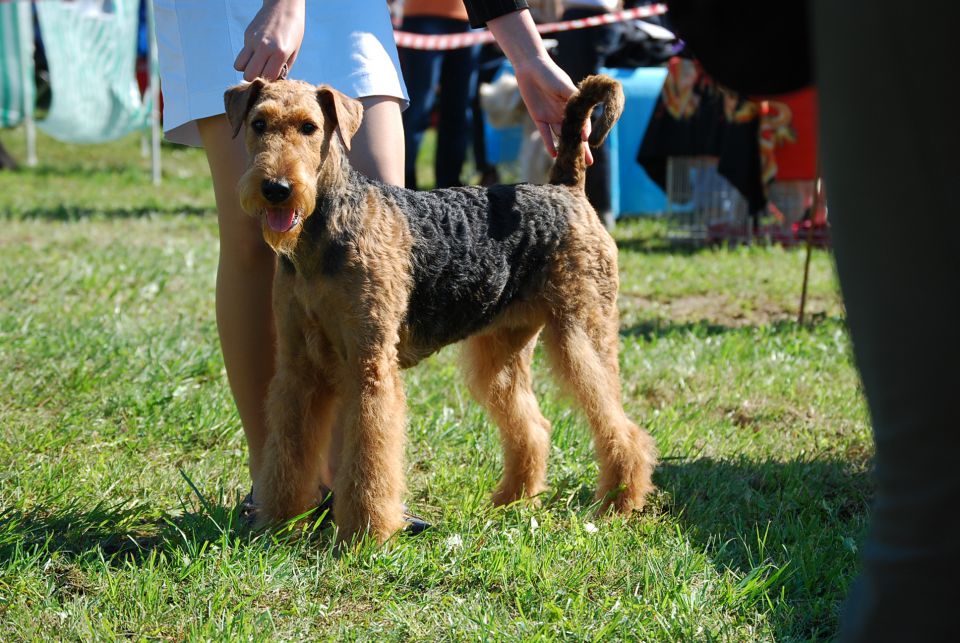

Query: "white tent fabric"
(36, 0), (150, 144)
(0, 1), (35, 128)
(0, 0), (36, 165)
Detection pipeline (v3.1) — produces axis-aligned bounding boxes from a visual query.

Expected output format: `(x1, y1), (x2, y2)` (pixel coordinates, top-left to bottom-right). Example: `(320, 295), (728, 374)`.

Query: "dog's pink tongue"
(266, 208), (297, 232)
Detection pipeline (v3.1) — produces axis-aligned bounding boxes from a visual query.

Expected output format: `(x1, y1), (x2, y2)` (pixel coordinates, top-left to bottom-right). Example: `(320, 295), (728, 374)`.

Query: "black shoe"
(239, 490), (257, 527)
(479, 167), (500, 187)
(239, 488), (431, 535)
(238, 488), (334, 528)
(316, 488), (432, 535)
(313, 488), (335, 527)
(401, 508), (431, 535)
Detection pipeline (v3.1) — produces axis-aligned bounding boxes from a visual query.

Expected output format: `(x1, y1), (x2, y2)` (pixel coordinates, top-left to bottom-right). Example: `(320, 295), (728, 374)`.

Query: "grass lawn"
(0, 129), (871, 640)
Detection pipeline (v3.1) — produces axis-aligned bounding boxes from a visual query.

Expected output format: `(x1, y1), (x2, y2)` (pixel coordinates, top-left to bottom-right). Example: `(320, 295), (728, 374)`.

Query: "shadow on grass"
(613, 222), (819, 256)
(655, 456), (873, 641)
(2, 205), (212, 220)
(620, 314), (839, 342)
(0, 495), (334, 567)
(543, 455), (870, 639)
(620, 319), (739, 341)
(615, 236), (714, 256)
(12, 164), (157, 178)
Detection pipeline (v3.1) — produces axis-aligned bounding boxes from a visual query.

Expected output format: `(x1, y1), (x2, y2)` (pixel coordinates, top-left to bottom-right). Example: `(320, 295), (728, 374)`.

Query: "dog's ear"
(224, 79), (266, 139)
(317, 86), (364, 152)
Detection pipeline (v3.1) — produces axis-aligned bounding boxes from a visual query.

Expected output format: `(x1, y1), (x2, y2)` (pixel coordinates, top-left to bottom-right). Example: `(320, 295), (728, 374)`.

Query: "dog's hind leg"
(542, 298), (656, 515)
(256, 366), (337, 529)
(463, 325), (552, 506)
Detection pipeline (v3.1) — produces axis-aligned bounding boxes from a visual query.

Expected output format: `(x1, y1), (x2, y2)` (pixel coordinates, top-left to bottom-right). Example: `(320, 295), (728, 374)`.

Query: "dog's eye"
(300, 122), (318, 136)
(251, 118), (266, 134)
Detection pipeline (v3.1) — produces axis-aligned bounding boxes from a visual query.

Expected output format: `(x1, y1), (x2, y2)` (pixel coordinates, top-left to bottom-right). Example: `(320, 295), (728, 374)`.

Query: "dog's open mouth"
(265, 207), (301, 232)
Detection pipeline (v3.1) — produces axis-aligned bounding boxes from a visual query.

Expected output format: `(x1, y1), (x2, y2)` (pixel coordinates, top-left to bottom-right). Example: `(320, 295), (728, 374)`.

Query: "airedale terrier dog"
(224, 75), (656, 545)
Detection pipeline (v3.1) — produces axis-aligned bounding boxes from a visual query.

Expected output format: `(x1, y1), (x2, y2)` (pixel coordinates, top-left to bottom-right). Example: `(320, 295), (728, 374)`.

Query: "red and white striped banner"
(394, 4), (669, 51)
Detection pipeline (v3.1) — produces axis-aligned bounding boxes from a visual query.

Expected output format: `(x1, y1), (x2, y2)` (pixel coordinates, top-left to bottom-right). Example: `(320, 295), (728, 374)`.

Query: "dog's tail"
(548, 74), (624, 189)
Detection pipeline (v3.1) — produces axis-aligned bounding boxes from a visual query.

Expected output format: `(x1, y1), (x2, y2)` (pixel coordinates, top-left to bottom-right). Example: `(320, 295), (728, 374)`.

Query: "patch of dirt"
(621, 292), (835, 327)
(45, 562), (93, 598)
(718, 399), (823, 433)
(632, 381), (676, 410)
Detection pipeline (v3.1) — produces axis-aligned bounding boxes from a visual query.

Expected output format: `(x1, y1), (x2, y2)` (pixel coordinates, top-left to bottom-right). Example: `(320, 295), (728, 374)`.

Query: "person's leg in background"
(196, 95), (405, 494)
(435, 37), (479, 187)
(399, 16), (445, 189)
(472, 44), (505, 186)
(811, 2), (960, 640)
(554, 7), (621, 226)
(198, 115), (275, 483)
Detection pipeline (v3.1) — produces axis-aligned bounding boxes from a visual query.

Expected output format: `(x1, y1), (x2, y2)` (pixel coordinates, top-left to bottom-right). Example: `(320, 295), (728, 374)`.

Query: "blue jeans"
(399, 16), (480, 189)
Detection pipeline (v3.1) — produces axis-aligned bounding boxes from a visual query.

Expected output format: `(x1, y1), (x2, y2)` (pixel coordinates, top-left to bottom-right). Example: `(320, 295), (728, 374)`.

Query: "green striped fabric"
(36, 0), (149, 143)
(0, 1), (36, 129)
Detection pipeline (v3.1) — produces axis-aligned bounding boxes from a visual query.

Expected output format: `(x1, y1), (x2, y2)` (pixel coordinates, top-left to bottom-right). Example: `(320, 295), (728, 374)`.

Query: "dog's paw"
(595, 481), (653, 516)
(492, 483), (546, 508)
(333, 502), (407, 548)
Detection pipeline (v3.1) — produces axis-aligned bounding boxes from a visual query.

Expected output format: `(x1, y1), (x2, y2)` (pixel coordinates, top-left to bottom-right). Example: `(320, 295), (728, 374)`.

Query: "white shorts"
(153, 0), (409, 147)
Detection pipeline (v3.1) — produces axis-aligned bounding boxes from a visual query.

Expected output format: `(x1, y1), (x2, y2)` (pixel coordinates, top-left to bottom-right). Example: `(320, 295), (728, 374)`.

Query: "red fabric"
(767, 87), (818, 180)
(136, 56), (163, 119)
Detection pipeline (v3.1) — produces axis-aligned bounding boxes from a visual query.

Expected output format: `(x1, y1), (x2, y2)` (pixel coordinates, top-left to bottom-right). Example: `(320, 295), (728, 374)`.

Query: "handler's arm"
(462, 2), (592, 162)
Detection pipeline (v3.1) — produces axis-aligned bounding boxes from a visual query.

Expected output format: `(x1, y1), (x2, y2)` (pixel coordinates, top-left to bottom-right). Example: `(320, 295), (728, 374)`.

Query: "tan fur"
(225, 77), (656, 546)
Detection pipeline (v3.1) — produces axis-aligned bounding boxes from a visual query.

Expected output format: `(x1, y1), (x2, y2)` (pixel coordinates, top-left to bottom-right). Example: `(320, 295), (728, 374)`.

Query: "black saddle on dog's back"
(381, 182), (575, 348)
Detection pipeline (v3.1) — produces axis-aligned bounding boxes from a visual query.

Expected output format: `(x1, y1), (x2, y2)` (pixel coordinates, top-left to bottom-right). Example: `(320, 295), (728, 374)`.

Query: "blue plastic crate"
(479, 64), (668, 217)
(483, 120), (523, 165)
(602, 66), (668, 216)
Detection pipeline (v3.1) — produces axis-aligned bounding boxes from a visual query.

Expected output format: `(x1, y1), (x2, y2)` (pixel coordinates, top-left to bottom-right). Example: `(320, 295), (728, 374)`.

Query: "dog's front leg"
(333, 350), (408, 546)
(256, 354), (337, 530)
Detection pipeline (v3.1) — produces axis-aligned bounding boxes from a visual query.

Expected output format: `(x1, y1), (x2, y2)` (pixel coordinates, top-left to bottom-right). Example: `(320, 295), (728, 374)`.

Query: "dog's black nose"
(262, 179), (291, 204)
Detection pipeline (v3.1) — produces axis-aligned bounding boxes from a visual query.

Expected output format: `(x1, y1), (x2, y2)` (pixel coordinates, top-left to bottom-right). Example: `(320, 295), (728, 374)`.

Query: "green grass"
(0, 129), (869, 640)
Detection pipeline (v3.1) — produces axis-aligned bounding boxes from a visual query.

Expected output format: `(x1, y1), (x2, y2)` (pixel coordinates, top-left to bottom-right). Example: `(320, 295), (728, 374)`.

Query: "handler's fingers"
(537, 121), (558, 158)
(260, 51), (288, 81)
(234, 45), (254, 73)
(536, 122), (593, 164)
(286, 48), (299, 72)
(242, 49), (271, 82)
(581, 118), (594, 165)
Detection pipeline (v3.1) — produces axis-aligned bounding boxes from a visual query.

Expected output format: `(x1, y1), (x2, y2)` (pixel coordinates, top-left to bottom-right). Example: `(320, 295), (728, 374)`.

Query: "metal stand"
(797, 174), (823, 325)
(146, 0), (161, 185)
(17, 0), (37, 166)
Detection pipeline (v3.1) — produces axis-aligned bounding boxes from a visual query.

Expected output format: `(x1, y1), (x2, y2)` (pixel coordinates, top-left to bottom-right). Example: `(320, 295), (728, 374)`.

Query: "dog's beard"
(259, 189), (316, 255)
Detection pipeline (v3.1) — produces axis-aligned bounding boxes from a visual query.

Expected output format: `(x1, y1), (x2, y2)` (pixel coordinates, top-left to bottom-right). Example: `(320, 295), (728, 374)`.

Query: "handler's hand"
(512, 54), (593, 165)
(486, 9), (593, 165)
(234, 0), (305, 82)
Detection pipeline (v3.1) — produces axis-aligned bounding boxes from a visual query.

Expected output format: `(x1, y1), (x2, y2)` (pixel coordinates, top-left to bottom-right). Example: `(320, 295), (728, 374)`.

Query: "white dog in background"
(479, 72), (554, 185)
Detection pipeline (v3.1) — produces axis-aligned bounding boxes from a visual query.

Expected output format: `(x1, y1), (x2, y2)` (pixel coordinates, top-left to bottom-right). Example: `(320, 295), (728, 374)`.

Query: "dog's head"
(224, 79), (363, 254)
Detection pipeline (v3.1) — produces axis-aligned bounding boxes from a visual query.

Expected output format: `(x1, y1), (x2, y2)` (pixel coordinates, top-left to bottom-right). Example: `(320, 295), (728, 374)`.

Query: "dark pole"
(797, 173), (822, 324)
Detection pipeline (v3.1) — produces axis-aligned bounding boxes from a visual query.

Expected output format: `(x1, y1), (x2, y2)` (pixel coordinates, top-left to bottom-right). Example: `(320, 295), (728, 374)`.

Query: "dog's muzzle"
(260, 179), (300, 232)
